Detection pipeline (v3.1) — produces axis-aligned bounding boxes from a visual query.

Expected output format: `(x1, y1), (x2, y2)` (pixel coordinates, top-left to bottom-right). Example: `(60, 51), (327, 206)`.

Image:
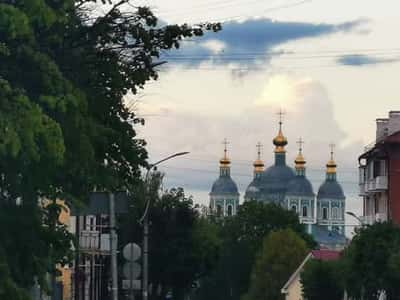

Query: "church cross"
(329, 143), (336, 159)
(256, 142), (263, 159)
(222, 138), (229, 158)
(277, 108), (286, 127)
(297, 138), (304, 153)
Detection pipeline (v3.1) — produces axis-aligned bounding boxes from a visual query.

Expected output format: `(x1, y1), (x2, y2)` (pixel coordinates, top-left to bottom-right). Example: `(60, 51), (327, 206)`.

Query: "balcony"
(79, 230), (111, 253)
(375, 213), (388, 222)
(362, 176), (388, 193)
(360, 215), (375, 225)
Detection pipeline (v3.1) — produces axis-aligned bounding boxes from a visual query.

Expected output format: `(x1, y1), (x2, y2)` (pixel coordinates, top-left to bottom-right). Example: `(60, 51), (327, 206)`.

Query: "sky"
(124, 0), (400, 229)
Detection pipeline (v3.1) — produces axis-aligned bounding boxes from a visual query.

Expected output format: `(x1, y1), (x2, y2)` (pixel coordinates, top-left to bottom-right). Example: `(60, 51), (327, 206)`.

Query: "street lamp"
(139, 151), (190, 300)
(346, 211), (364, 225)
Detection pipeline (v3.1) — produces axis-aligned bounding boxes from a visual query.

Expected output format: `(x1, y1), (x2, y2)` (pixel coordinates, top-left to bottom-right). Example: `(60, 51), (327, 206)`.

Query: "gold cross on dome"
(256, 142), (263, 159)
(222, 138), (229, 157)
(329, 143), (336, 159)
(277, 108), (286, 125)
(297, 138), (304, 153)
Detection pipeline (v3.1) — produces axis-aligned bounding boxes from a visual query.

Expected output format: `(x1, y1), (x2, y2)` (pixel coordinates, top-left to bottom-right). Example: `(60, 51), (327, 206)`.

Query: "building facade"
(212, 119), (347, 249)
(359, 111), (400, 225)
(209, 140), (240, 217)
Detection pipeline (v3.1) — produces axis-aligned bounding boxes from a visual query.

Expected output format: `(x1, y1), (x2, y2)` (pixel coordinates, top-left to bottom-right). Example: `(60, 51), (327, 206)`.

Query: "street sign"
(123, 262), (141, 279)
(123, 243), (141, 262)
(122, 279), (141, 290)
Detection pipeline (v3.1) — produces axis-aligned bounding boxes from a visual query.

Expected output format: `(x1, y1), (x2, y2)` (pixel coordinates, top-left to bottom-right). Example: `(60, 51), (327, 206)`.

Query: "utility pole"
(110, 192), (118, 300)
(142, 215), (149, 300)
(140, 151), (190, 300)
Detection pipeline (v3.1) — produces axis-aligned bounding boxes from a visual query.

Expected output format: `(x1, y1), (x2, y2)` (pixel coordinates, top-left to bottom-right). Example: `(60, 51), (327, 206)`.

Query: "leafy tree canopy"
(194, 201), (315, 300)
(242, 228), (309, 300)
(343, 222), (400, 300)
(120, 173), (221, 300)
(0, 0), (220, 296)
(301, 259), (344, 300)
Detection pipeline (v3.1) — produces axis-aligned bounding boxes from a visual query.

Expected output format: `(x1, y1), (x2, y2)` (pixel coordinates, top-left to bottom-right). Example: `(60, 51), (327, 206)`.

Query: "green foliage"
(343, 222), (400, 300)
(0, 0), (220, 297)
(120, 173), (221, 300)
(242, 229), (309, 300)
(194, 201), (315, 300)
(301, 259), (344, 300)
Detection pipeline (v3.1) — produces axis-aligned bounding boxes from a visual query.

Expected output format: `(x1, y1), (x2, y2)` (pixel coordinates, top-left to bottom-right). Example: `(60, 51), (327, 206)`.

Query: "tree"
(242, 229), (309, 300)
(120, 173), (221, 300)
(195, 202), (315, 300)
(301, 259), (344, 300)
(343, 222), (400, 300)
(0, 0), (220, 296)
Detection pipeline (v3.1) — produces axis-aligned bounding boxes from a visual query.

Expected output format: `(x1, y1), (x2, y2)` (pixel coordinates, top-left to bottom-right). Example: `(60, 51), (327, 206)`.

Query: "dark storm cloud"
(163, 18), (369, 66)
(337, 54), (400, 66)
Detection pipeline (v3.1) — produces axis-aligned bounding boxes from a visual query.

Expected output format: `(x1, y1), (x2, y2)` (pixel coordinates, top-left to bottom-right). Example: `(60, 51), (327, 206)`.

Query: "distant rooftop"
(311, 249), (341, 261)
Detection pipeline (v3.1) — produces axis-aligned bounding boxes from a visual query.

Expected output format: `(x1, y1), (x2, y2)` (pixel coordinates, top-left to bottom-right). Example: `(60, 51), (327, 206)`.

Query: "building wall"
(388, 144), (400, 224)
(284, 272), (303, 300)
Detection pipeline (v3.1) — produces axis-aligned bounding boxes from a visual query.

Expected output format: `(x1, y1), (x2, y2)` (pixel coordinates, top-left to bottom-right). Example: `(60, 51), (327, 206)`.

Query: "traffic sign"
(123, 262), (141, 279)
(123, 243), (141, 261)
(122, 279), (141, 290)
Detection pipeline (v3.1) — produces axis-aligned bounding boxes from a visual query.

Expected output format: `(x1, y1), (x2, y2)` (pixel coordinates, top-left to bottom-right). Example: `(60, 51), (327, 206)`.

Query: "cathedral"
(209, 119), (347, 250)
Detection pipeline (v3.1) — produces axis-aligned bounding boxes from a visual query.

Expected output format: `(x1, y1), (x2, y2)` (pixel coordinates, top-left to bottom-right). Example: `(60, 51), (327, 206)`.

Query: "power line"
(160, 165), (360, 184)
(164, 51), (400, 62)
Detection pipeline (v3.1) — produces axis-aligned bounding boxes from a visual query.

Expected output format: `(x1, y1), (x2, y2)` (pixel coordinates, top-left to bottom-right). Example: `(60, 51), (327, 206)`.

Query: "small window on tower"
(216, 205), (223, 216)
(302, 206), (307, 217)
(323, 207), (328, 220)
(227, 205), (233, 216)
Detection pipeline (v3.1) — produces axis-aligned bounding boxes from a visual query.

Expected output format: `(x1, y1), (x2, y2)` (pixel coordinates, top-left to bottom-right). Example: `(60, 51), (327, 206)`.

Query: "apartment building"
(359, 111), (400, 224)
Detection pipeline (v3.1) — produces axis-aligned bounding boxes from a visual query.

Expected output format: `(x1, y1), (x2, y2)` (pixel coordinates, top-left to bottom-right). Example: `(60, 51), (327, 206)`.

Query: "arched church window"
(332, 207), (338, 219)
(322, 207), (328, 220)
(302, 206), (308, 217)
(216, 205), (223, 216)
(291, 205), (297, 212)
(227, 205), (233, 216)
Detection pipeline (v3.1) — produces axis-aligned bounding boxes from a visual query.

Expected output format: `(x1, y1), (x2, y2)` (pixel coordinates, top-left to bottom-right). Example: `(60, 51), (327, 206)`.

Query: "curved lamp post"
(346, 211), (364, 225)
(139, 151), (189, 300)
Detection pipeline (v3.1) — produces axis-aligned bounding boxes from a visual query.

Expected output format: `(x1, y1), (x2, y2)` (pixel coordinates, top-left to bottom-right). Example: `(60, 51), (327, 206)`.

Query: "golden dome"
(273, 126), (288, 153)
(326, 144), (337, 174)
(253, 142), (264, 172)
(253, 159), (264, 172)
(220, 138), (231, 166)
(295, 138), (306, 169)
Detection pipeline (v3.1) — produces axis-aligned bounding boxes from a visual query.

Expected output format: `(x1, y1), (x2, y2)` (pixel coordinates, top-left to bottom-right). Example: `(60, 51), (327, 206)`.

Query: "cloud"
(337, 54), (400, 66)
(163, 18), (369, 66)
(136, 73), (363, 203)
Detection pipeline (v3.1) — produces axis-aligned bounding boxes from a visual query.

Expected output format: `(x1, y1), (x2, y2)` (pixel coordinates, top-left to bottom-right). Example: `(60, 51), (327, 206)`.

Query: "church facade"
(209, 121), (347, 250)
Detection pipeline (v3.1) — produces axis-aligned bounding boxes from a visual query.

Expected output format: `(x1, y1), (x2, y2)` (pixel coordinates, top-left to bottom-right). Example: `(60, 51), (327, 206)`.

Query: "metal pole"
(140, 151), (190, 300)
(142, 213), (149, 300)
(110, 192), (118, 300)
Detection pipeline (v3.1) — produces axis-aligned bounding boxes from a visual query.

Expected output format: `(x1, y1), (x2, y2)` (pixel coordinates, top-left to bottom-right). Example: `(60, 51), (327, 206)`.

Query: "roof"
(359, 130), (400, 160)
(70, 191), (129, 216)
(244, 177), (262, 199)
(311, 225), (347, 248)
(210, 176), (239, 195)
(317, 180), (345, 200)
(260, 164), (295, 194)
(281, 249), (342, 294)
(281, 253), (312, 294)
(311, 249), (341, 261)
(286, 175), (314, 197)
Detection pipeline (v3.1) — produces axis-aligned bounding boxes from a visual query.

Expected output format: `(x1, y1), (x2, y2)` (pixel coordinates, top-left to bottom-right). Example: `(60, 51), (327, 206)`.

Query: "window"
(227, 205), (233, 216)
(302, 206), (308, 217)
(322, 207), (328, 220)
(216, 205), (223, 216)
(375, 195), (379, 213)
(291, 205), (297, 212)
(332, 207), (338, 219)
